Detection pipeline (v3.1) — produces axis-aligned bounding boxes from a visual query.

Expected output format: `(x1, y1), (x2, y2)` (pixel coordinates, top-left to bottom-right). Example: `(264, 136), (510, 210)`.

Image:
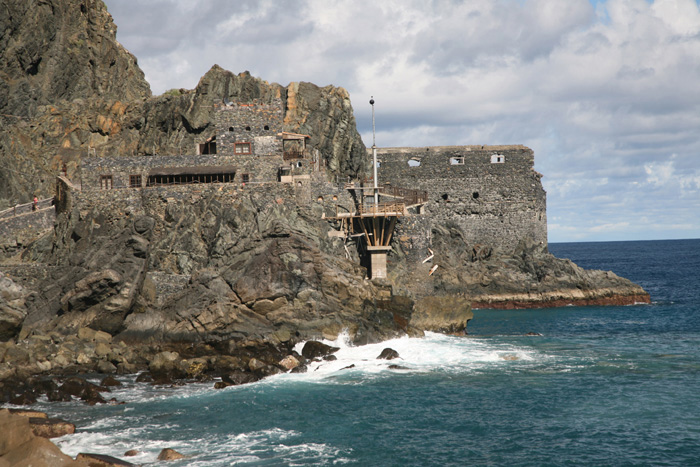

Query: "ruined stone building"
(70, 99), (547, 279)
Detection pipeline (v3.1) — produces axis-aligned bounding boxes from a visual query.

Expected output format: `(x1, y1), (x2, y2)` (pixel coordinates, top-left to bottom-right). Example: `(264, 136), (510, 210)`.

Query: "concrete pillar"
(367, 245), (392, 279)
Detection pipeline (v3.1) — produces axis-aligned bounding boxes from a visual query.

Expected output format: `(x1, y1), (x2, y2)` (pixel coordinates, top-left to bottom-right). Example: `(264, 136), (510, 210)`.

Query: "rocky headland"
(0, 0), (649, 421)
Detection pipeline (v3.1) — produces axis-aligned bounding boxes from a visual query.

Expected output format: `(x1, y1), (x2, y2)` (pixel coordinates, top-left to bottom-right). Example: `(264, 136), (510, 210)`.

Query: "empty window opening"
(408, 157), (421, 167)
(296, 161), (303, 168)
(472, 192), (480, 200)
(245, 126), (251, 131)
(241, 173), (250, 184)
(450, 157), (464, 165)
(129, 175), (142, 188)
(228, 127), (234, 132)
(491, 154), (505, 163)
(100, 175), (113, 190)
(264, 125), (270, 131)
(235, 142), (252, 154)
(198, 136), (216, 155)
(441, 193), (449, 201)
(376, 160), (381, 168)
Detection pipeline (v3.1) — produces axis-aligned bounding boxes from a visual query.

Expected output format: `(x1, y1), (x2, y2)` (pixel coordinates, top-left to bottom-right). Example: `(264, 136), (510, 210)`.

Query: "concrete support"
(367, 245), (392, 279)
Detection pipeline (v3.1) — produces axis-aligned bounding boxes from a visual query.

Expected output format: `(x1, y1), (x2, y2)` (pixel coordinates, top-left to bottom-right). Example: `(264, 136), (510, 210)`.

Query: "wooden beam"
(384, 215), (397, 246)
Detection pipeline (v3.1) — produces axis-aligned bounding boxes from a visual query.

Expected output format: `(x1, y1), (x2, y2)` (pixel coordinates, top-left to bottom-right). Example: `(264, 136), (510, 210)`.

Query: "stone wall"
(215, 99), (284, 155)
(80, 154), (241, 191)
(376, 145), (547, 253)
(0, 206), (55, 248)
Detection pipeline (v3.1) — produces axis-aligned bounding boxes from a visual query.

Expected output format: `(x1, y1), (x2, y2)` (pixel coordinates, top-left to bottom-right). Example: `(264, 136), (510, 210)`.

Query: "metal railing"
(0, 198), (54, 220)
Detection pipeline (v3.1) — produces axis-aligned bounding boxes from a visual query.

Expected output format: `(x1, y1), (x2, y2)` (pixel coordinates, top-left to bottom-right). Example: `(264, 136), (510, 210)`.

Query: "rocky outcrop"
(0, 0), (151, 119)
(0, 272), (27, 340)
(0, 409), (86, 466)
(389, 224), (650, 309)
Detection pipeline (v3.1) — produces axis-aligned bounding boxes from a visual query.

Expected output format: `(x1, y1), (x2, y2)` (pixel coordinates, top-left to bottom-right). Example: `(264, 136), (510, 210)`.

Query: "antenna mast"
(370, 97), (378, 205)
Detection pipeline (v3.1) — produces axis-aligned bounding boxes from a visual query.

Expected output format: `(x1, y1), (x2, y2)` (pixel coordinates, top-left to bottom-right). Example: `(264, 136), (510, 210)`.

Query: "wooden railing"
(358, 202), (405, 216)
(378, 186), (428, 205)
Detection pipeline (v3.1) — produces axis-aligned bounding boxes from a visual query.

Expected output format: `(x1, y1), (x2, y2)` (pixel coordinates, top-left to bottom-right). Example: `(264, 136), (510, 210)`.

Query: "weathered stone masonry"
(377, 145), (547, 253)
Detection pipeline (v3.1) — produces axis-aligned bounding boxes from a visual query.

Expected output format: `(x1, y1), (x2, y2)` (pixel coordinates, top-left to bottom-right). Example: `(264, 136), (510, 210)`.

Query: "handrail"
(0, 198), (54, 220)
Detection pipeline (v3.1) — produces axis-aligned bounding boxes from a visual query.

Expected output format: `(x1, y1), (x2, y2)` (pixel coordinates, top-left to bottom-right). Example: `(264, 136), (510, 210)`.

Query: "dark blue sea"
(26, 239), (700, 465)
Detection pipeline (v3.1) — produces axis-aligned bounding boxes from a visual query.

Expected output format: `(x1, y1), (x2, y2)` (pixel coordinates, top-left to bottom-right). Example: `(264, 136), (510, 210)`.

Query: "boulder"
(2, 436), (79, 467)
(29, 417), (76, 438)
(301, 341), (340, 360)
(76, 453), (136, 466)
(0, 409), (34, 456)
(157, 448), (185, 461)
(377, 348), (400, 360)
(410, 296), (473, 335)
(100, 376), (122, 387)
(149, 351), (186, 379)
(221, 371), (259, 386)
(0, 409), (80, 466)
(278, 355), (300, 370)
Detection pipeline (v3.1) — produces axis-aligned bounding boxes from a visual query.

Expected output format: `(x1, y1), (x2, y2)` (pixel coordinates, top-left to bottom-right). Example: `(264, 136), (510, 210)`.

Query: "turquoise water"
(29, 239), (700, 465)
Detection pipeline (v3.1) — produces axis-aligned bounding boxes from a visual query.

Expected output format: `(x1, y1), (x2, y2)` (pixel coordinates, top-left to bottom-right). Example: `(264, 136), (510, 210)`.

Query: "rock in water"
(158, 448), (185, 461)
(301, 341), (340, 360)
(377, 348), (400, 360)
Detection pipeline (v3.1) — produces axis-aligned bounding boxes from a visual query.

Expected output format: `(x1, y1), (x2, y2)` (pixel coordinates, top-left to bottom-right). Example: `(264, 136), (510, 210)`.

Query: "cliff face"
(0, 0), (151, 119)
(0, 0), (367, 209)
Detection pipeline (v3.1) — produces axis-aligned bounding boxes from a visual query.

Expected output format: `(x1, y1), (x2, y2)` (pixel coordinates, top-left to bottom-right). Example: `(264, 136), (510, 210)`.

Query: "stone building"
(74, 99), (547, 275)
(80, 99), (318, 191)
(376, 145), (547, 254)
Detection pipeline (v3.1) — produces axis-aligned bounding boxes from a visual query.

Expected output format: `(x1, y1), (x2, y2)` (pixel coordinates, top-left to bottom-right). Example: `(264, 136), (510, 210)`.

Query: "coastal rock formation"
(389, 225), (648, 309)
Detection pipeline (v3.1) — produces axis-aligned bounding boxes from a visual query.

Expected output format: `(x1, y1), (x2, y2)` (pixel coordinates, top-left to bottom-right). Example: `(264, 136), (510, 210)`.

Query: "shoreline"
(471, 292), (652, 309)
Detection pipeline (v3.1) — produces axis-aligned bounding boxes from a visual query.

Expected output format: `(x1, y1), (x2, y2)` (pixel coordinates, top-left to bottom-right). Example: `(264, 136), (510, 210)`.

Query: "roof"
(148, 165), (237, 177)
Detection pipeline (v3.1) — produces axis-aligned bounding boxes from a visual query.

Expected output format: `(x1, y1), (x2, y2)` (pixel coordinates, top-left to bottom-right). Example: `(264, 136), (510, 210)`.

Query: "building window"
(228, 126), (234, 132)
(245, 126), (251, 131)
(100, 175), (113, 190)
(408, 157), (421, 167)
(129, 175), (142, 188)
(235, 142), (252, 155)
(241, 173), (250, 184)
(264, 125), (270, 131)
(491, 154), (505, 163)
(450, 157), (464, 165)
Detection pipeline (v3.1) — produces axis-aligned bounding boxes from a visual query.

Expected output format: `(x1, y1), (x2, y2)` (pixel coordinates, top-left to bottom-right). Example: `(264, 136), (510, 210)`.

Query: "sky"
(103, 0), (700, 243)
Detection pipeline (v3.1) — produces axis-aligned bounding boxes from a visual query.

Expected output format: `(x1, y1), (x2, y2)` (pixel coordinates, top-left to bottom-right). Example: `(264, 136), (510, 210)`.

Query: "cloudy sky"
(103, 0), (700, 243)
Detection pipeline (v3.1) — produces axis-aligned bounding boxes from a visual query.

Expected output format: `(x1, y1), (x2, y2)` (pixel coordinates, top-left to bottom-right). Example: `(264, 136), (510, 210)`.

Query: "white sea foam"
(278, 331), (539, 385)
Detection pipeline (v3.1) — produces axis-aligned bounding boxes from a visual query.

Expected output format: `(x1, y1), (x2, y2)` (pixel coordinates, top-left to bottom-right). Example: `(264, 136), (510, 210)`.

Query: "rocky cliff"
(0, 1), (366, 209)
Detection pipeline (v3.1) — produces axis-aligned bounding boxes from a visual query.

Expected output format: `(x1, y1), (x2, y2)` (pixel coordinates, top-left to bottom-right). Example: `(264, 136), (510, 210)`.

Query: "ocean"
(28, 239), (700, 465)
